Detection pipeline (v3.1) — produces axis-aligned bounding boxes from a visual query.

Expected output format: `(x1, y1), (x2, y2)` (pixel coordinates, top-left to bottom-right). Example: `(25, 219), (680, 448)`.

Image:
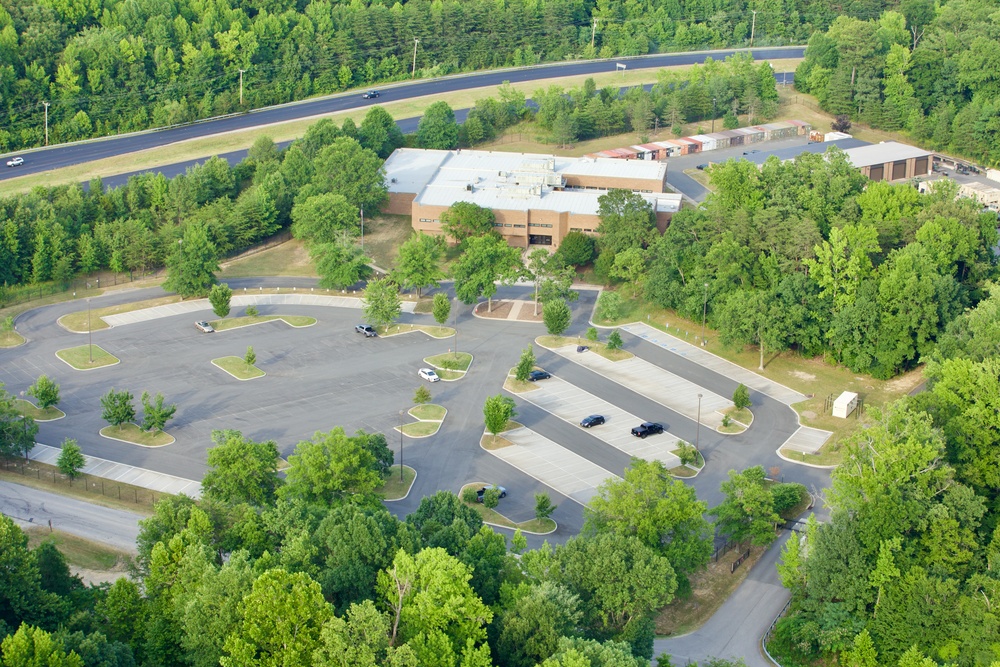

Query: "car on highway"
(631, 422), (664, 438)
(362, 90), (380, 99)
(6, 157), (24, 167)
(527, 370), (551, 381)
(743, 149), (760, 155)
(580, 414), (606, 428)
(476, 485), (507, 502)
(195, 321), (214, 333)
(355, 324), (377, 337)
(418, 368), (440, 382)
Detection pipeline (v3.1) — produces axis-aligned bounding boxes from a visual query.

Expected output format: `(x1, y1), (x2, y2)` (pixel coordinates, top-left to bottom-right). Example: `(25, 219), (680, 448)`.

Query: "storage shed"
(833, 392), (859, 418)
(689, 134), (716, 152)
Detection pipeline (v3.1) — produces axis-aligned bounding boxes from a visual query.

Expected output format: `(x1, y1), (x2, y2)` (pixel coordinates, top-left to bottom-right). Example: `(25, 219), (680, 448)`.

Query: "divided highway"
(0, 46), (803, 181)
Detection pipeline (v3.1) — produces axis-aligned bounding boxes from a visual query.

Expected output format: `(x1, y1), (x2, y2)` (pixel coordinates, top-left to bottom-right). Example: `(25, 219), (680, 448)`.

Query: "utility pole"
(412, 38), (420, 78)
(591, 17), (598, 50)
(750, 10), (757, 47)
(360, 207), (365, 249)
(711, 98), (717, 132)
(701, 283), (708, 346)
(238, 69), (246, 105)
(696, 393), (703, 450)
(43, 102), (50, 146)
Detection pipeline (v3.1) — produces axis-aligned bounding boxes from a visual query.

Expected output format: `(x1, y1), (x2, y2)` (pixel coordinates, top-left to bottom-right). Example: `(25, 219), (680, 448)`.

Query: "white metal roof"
(842, 141), (932, 168)
(383, 148), (451, 193)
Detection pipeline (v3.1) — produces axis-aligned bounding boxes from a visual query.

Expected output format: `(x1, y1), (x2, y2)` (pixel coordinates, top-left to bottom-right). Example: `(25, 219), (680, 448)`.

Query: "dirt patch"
(475, 300), (514, 319)
(800, 410), (817, 419)
(73, 566), (130, 586)
(885, 367), (925, 394)
(789, 370), (816, 382)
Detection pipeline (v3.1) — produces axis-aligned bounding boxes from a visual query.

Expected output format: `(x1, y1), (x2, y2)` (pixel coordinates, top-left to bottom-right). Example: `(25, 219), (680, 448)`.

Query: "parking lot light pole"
(398, 410), (404, 482)
(696, 393), (703, 450)
(701, 283), (708, 346)
(87, 298), (93, 362)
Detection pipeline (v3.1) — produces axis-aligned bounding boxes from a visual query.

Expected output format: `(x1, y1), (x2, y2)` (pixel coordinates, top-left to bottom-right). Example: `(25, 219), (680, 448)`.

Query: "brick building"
(382, 148), (681, 248)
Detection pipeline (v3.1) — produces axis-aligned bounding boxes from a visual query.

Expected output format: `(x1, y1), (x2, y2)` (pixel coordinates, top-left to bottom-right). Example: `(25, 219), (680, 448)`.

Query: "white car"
(195, 321), (214, 333)
(6, 157), (24, 167)
(418, 368), (440, 382)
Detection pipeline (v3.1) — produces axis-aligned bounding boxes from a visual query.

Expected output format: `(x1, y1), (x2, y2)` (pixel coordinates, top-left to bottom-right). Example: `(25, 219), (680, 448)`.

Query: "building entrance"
(529, 234), (553, 246)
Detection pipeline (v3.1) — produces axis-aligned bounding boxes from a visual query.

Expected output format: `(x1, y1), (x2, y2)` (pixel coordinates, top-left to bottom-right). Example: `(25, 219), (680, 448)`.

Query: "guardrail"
(761, 597), (792, 666)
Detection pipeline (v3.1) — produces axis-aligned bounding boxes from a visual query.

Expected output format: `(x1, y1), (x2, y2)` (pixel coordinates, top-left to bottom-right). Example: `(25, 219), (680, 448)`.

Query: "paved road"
(0, 47), (803, 182)
(0, 480), (143, 553)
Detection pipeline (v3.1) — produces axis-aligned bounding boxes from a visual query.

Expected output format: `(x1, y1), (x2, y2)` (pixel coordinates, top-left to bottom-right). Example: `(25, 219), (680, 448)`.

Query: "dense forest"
(794, 0), (1000, 165)
(0, 0), (898, 151)
(768, 286), (1000, 666)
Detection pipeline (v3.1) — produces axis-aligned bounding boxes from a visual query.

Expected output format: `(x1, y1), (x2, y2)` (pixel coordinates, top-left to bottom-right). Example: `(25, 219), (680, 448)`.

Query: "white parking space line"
(620, 323), (807, 406)
(780, 426), (832, 454)
(547, 345), (729, 428)
(486, 427), (618, 506)
(511, 377), (682, 467)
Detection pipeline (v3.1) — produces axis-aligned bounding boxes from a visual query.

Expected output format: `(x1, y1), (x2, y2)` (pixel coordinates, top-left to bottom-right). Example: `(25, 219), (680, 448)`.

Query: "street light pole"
(43, 102), (50, 146)
(412, 38), (420, 78)
(701, 283), (708, 347)
(750, 10), (757, 47)
(398, 410), (404, 482)
(360, 207), (365, 249)
(87, 297), (93, 362)
(696, 393), (703, 451)
(711, 98), (717, 132)
(238, 68), (246, 105)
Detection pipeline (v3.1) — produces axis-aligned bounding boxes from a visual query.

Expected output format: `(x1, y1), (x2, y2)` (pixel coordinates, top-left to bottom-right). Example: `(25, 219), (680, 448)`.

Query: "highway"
(0, 46), (803, 181)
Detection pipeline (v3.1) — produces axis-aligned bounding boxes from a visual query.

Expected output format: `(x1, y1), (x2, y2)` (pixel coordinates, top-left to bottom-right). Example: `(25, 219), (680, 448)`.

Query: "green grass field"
(15, 399), (65, 421)
(400, 421), (442, 437)
(56, 345), (119, 370)
(100, 423), (174, 447)
(410, 404), (446, 421)
(0, 329), (25, 347)
(25, 529), (128, 570)
(378, 465), (417, 501)
(212, 356), (265, 380)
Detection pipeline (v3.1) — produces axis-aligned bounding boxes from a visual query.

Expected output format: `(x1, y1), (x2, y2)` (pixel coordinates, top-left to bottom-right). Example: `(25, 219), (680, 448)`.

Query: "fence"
(710, 539), (740, 563)
(1, 456), (160, 507)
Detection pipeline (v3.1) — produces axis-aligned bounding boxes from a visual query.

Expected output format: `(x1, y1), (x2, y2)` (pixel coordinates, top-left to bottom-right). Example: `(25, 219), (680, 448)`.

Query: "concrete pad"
(620, 323), (806, 406)
(548, 345), (729, 428)
(511, 376), (682, 467)
(780, 426), (832, 454)
(487, 427), (618, 505)
(29, 443), (202, 498)
(100, 294), (416, 328)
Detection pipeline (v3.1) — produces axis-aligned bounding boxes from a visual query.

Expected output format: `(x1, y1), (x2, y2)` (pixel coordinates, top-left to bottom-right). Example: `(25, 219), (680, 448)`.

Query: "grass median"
(58, 295), (183, 332)
(212, 357), (265, 380)
(212, 314), (317, 331)
(15, 399), (65, 421)
(56, 345), (119, 370)
(100, 423), (174, 447)
(459, 484), (556, 534)
(378, 465), (417, 501)
(536, 335), (634, 361)
(0, 329), (25, 347)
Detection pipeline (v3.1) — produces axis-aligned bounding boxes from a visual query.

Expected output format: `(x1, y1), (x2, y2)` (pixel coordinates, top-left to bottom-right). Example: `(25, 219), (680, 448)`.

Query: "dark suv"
(362, 90), (380, 99)
(631, 422), (664, 438)
(355, 324), (377, 337)
(527, 370), (551, 381)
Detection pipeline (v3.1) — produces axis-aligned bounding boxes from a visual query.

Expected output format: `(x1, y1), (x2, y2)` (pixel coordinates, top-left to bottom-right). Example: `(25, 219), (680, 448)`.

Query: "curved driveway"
(0, 46), (803, 180)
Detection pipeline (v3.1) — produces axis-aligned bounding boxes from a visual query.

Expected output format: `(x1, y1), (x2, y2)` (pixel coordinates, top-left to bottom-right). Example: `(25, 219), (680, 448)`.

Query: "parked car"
(696, 163), (709, 170)
(527, 370), (551, 381)
(6, 157), (23, 167)
(362, 90), (380, 99)
(743, 149), (760, 155)
(355, 324), (377, 337)
(476, 485), (507, 502)
(580, 414), (606, 428)
(631, 422), (664, 438)
(418, 368), (440, 382)
(195, 321), (214, 333)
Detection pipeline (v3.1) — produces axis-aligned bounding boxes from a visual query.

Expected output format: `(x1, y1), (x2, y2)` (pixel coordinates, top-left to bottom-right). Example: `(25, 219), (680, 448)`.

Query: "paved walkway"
(781, 426), (832, 454)
(29, 443), (202, 498)
(510, 377), (682, 467)
(547, 344), (729, 429)
(487, 427), (618, 506)
(620, 323), (807, 406)
(101, 293), (416, 327)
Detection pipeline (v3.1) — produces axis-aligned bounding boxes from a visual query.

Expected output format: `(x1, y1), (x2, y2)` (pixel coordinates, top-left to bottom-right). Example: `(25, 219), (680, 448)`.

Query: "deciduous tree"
(515, 346), (535, 382)
(100, 389), (135, 430)
(164, 224), (219, 298)
(453, 234), (523, 311)
(393, 233), (445, 297)
(483, 395), (516, 438)
(416, 101), (459, 149)
(712, 465), (780, 546)
(281, 427), (382, 504)
(362, 277), (402, 332)
(27, 375), (60, 410)
(202, 430), (282, 506)
(542, 299), (571, 336)
(57, 438), (86, 479)
(440, 203), (495, 246)
(141, 391), (177, 432)
(209, 283), (233, 319)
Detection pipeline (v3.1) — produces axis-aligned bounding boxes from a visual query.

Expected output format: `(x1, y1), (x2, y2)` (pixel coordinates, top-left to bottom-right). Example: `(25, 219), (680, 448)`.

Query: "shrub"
(461, 486), (479, 504)
(554, 231), (596, 267)
(414, 386), (432, 404)
(733, 384), (751, 410)
(607, 330), (623, 350)
(773, 483), (808, 516)
(483, 486), (501, 509)
(595, 291), (623, 322)
(245, 305), (259, 316)
(585, 327), (599, 342)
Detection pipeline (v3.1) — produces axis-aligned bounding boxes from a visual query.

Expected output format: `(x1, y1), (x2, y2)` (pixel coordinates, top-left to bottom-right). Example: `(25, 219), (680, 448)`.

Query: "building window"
(493, 222), (503, 227)
(529, 223), (553, 228)
(514, 224), (526, 228)
(419, 218), (431, 222)
(504, 223), (513, 227)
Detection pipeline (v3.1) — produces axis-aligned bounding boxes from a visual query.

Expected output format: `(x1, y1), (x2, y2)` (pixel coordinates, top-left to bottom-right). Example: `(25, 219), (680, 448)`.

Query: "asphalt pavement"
(0, 480), (143, 553)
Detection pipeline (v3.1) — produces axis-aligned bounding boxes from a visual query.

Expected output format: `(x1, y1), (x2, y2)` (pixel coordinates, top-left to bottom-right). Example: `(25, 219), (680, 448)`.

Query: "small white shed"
(833, 391), (859, 418)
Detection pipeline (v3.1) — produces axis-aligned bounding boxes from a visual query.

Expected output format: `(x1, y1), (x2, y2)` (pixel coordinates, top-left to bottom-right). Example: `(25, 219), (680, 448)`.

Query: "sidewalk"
(29, 443), (202, 498)
(100, 293), (416, 327)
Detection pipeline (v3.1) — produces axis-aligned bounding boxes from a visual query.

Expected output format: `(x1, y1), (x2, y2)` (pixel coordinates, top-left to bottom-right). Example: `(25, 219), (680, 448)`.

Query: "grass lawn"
(211, 356), (265, 380)
(671, 446), (704, 469)
(504, 376), (540, 394)
(383, 323), (453, 338)
(56, 345), (119, 370)
(378, 465), (417, 501)
(0, 329), (25, 347)
(15, 399), (65, 421)
(718, 421), (747, 434)
(360, 214), (415, 271)
(669, 466), (697, 477)
(220, 237), (317, 278)
(100, 423), (174, 447)
(410, 404), (446, 421)
(25, 528), (128, 570)
(683, 167), (714, 190)
(725, 407), (753, 424)
(480, 422), (521, 450)
(425, 351), (472, 371)
(59, 295), (183, 332)
(536, 335), (634, 361)
(779, 445), (845, 468)
(458, 484), (557, 534)
(400, 421), (442, 437)
(212, 314), (317, 331)
(655, 544), (767, 637)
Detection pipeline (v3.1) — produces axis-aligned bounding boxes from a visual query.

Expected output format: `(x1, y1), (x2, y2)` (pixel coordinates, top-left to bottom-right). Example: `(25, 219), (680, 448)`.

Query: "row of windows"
(529, 223), (553, 228)
(418, 218), (440, 223)
(570, 227), (596, 233)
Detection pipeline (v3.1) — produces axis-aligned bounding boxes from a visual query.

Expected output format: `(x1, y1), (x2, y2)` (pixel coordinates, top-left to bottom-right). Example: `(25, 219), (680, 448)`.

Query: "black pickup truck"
(631, 422), (664, 438)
